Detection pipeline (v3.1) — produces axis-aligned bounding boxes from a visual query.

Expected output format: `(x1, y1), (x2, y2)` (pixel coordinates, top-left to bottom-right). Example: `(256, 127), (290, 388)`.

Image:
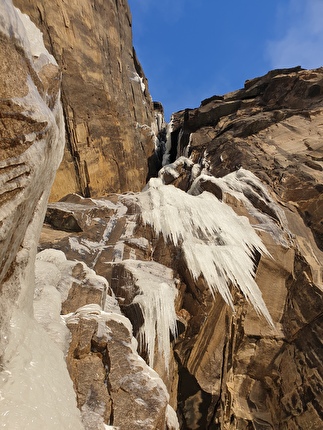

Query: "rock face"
(1, 1), (322, 429)
(39, 67), (323, 430)
(35, 250), (173, 430)
(171, 66), (323, 253)
(13, 0), (160, 201)
(0, 0), (64, 357)
(164, 67), (323, 429)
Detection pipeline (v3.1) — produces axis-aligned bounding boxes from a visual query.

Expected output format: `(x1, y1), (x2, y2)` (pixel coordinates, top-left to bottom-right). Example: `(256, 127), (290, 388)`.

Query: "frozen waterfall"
(122, 260), (178, 373)
(137, 177), (274, 326)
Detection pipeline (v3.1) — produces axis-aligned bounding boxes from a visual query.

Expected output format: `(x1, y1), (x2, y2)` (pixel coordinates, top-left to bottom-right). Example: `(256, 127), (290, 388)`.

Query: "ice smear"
(162, 120), (174, 166)
(0, 310), (84, 429)
(158, 156), (194, 183)
(0, 2), (81, 428)
(0, 1), (56, 68)
(137, 178), (274, 326)
(34, 259), (71, 354)
(130, 71), (145, 93)
(122, 260), (178, 372)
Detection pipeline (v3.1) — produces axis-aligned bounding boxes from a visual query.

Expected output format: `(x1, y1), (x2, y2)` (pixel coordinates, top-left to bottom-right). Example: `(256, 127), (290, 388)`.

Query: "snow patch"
(130, 71), (146, 93)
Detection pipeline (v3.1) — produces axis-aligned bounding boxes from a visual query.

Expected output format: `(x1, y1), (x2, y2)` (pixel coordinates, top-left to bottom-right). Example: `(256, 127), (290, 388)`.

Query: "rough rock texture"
(2, 1), (322, 428)
(165, 67), (323, 429)
(39, 195), (180, 429)
(172, 66), (323, 252)
(0, 2), (84, 428)
(66, 306), (170, 430)
(35, 249), (174, 430)
(39, 68), (323, 429)
(13, 0), (161, 200)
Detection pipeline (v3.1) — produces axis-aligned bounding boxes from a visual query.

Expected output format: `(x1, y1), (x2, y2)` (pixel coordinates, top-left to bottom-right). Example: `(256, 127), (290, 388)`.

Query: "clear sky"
(128, 0), (323, 120)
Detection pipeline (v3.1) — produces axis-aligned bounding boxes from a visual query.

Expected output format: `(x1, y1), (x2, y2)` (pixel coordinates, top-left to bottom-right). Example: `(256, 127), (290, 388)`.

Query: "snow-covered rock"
(0, 1), (83, 428)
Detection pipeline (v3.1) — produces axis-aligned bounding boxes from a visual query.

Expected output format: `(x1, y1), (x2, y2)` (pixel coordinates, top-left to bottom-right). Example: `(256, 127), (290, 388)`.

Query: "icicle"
(137, 178), (274, 326)
(122, 260), (178, 372)
(162, 120), (174, 166)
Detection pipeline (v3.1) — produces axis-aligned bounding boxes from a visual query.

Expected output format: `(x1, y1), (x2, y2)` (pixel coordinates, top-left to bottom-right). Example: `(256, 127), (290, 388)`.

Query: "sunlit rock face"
(164, 67), (323, 429)
(13, 0), (160, 201)
(3, 0), (321, 427)
(40, 67), (323, 429)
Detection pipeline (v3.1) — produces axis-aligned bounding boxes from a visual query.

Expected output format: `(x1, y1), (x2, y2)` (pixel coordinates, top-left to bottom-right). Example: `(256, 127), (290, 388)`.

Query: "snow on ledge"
(188, 168), (290, 246)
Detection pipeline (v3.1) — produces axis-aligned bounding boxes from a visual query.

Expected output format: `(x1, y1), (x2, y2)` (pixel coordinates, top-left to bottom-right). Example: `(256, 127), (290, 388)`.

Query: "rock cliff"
(13, 0), (161, 201)
(1, 1), (322, 430)
(163, 67), (323, 429)
(39, 67), (323, 429)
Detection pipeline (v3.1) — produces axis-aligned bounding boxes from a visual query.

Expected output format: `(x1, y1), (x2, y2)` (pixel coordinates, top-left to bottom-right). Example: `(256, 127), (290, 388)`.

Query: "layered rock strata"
(40, 68), (323, 429)
(13, 0), (161, 200)
(164, 67), (323, 429)
(1, 0), (322, 428)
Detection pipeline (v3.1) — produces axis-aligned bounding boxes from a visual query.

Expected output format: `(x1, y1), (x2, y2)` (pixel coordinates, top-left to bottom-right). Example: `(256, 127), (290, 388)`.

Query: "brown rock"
(66, 305), (172, 430)
(165, 67), (323, 429)
(172, 67), (323, 251)
(13, 0), (160, 200)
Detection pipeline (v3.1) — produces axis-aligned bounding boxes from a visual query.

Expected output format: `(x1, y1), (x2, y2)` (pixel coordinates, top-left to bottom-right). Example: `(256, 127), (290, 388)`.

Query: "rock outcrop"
(163, 67), (323, 429)
(35, 250), (174, 430)
(13, 0), (161, 201)
(39, 67), (323, 430)
(1, 0), (322, 429)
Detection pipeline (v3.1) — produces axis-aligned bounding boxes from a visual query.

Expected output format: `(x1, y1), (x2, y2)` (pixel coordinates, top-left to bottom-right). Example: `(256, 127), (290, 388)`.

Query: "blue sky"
(128, 0), (323, 120)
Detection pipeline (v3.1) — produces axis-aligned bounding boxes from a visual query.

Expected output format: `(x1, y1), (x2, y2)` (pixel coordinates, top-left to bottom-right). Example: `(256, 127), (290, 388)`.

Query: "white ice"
(158, 156), (194, 183)
(36, 248), (117, 312)
(137, 177), (274, 326)
(0, 2), (83, 428)
(0, 309), (84, 429)
(130, 71), (146, 93)
(122, 260), (178, 372)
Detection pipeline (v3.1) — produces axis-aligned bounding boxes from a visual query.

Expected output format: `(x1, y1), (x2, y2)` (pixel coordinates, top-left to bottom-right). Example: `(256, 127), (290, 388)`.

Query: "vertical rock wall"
(13, 0), (158, 200)
(164, 68), (323, 429)
(2, 1), (322, 428)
